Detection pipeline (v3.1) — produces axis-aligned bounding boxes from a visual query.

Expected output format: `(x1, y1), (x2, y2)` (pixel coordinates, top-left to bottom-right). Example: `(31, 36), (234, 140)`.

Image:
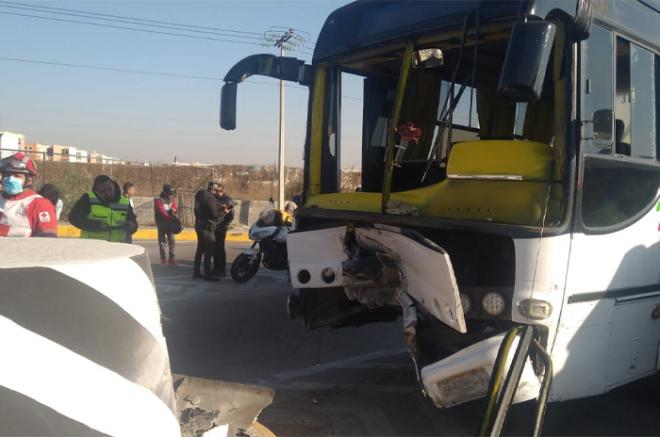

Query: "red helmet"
(0, 152), (38, 177)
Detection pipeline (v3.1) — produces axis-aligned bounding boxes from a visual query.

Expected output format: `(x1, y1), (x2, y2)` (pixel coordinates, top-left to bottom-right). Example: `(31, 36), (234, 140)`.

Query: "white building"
(63, 146), (78, 163)
(21, 143), (49, 161)
(76, 149), (89, 163)
(0, 131), (26, 158)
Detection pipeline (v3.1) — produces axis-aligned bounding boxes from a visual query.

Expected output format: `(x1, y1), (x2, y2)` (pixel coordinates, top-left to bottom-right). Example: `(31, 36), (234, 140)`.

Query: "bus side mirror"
(592, 109), (614, 146)
(219, 54), (312, 130)
(498, 21), (556, 102)
(220, 83), (238, 131)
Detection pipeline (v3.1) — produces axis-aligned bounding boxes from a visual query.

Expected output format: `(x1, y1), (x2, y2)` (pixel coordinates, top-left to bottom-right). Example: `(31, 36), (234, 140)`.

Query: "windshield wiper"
(421, 83), (467, 182)
(421, 12), (480, 184)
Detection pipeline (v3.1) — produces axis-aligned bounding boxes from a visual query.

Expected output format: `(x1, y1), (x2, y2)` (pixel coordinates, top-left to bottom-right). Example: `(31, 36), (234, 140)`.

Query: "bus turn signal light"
(519, 299), (553, 320)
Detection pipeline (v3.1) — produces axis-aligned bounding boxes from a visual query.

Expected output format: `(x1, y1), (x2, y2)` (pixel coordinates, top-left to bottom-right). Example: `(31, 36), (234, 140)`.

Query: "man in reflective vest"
(69, 174), (138, 242)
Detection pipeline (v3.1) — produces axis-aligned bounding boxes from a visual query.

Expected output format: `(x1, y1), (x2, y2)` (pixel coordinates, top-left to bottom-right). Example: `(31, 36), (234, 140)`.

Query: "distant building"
(88, 151), (103, 164)
(47, 144), (80, 162)
(76, 149), (88, 163)
(6, 134), (126, 165)
(63, 146), (78, 163)
(0, 131), (26, 158)
(22, 143), (49, 161)
(171, 159), (211, 167)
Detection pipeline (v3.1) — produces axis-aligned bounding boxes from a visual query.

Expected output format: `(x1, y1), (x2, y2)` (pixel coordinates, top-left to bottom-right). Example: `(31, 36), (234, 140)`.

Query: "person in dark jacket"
(212, 183), (235, 277)
(192, 180), (224, 280)
(69, 175), (138, 242)
(122, 181), (137, 243)
(154, 184), (178, 266)
(38, 183), (64, 220)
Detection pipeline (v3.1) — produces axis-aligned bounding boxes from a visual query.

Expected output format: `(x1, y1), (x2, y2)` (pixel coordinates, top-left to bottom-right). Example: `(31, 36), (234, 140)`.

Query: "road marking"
(265, 380), (414, 395)
(269, 348), (407, 382)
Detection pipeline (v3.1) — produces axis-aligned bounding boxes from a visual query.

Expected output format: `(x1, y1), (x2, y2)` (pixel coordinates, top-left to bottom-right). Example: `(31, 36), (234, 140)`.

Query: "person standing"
(69, 174), (137, 242)
(38, 183), (64, 220)
(154, 184), (178, 266)
(213, 183), (235, 277)
(122, 182), (137, 243)
(0, 152), (58, 237)
(193, 180), (224, 280)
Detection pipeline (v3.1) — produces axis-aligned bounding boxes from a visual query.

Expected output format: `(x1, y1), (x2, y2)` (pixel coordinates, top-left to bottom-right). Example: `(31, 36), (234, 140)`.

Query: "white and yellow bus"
(221, 0), (660, 431)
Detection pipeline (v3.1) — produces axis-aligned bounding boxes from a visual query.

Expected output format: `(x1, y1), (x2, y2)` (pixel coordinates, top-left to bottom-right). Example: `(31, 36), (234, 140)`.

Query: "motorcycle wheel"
(231, 253), (260, 283)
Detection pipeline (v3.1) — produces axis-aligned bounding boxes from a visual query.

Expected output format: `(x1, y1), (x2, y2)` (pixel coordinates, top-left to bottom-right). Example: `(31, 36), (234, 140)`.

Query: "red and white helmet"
(0, 152), (38, 177)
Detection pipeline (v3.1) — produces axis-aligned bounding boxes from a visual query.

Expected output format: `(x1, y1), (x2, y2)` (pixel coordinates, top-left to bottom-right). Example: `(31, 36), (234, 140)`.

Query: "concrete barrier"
(0, 238), (273, 436)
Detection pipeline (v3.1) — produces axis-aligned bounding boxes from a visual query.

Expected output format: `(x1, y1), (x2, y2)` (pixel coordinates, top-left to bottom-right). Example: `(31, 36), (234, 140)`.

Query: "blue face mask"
(2, 175), (24, 195)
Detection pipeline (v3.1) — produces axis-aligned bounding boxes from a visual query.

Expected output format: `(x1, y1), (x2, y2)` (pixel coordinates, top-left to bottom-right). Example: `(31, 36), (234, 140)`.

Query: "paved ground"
(141, 241), (660, 436)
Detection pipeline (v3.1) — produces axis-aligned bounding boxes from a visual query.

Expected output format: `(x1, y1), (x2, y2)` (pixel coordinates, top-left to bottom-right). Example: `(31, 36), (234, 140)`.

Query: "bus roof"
(312, 0), (660, 63)
(312, 0), (578, 63)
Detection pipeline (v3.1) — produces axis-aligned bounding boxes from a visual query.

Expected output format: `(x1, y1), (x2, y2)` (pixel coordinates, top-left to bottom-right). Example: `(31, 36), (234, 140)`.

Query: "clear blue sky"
(0, 0), (362, 166)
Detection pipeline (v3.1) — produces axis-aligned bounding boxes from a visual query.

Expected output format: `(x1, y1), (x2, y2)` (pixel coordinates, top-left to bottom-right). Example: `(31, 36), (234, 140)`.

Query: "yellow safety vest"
(80, 191), (130, 242)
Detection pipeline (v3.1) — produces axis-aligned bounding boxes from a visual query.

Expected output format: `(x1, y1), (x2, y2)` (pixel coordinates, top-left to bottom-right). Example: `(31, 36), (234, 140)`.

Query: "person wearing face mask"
(69, 174), (138, 242)
(0, 152), (58, 237)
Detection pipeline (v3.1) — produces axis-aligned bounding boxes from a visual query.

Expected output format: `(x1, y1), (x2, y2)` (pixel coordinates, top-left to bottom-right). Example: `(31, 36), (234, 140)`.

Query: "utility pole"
(277, 41), (286, 210)
(262, 27), (308, 209)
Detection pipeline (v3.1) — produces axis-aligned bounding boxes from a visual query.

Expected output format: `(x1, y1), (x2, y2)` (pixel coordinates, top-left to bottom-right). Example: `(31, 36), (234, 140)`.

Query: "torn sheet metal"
(355, 226), (466, 333)
(174, 375), (274, 437)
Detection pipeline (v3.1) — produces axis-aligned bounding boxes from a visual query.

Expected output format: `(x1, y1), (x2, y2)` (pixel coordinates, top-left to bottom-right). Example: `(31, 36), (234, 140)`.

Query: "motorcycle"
(230, 208), (290, 283)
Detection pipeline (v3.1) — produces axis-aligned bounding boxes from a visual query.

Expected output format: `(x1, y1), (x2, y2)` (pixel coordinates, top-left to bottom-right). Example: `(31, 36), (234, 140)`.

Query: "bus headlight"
(459, 293), (472, 314)
(482, 292), (506, 316)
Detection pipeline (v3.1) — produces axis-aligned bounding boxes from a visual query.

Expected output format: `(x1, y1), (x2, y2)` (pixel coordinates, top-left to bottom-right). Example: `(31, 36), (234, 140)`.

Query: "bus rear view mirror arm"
(220, 54), (312, 131)
(220, 83), (238, 131)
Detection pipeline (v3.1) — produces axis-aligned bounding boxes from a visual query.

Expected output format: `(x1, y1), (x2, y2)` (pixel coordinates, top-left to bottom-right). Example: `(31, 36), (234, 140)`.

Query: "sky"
(0, 0), (364, 167)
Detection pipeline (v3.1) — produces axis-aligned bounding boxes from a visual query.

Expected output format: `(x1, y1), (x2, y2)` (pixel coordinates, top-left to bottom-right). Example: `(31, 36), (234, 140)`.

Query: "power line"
(0, 0), (266, 38)
(0, 56), (222, 80)
(0, 0), (316, 52)
(0, 10), (269, 47)
(0, 56), (362, 100)
(0, 2), (265, 42)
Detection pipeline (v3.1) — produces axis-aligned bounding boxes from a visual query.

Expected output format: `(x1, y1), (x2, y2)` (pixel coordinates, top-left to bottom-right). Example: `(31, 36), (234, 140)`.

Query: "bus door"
(552, 25), (660, 401)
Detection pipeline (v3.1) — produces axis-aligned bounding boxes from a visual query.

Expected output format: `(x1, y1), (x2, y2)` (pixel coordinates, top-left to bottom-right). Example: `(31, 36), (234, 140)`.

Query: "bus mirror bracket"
(497, 21), (556, 102)
(220, 54), (312, 130)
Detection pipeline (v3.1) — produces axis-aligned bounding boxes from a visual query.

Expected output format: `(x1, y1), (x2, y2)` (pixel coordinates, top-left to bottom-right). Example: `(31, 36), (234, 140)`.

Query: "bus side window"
(615, 38), (656, 159)
(615, 37), (631, 156)
(339, 72), (364, 192)
(629, 43), (656, 159)
(583, 25), (614, 154)
(657, 54), (660, 162)
(581, 37), (660, 229)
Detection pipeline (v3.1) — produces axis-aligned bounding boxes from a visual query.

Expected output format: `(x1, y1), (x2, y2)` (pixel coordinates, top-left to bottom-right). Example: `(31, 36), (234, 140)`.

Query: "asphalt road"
(140, 240), (660, 436)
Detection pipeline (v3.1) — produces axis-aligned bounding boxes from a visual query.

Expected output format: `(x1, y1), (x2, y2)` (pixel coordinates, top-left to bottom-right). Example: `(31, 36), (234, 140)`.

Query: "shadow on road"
(144, 241), (660, 436)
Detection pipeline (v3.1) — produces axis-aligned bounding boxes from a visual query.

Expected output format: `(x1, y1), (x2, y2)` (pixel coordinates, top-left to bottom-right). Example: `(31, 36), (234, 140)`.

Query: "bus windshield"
(328, 33), (560, 195)
(304, 18), (571, 229)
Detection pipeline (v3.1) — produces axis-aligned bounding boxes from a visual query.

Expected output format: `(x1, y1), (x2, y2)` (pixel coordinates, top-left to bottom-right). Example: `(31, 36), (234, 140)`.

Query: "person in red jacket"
(0, 152), (57, 237)
(154, 184), (178, 265)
